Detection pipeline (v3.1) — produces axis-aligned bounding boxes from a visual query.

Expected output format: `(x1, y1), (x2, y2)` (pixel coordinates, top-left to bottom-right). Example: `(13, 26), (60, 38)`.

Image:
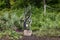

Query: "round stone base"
(23, 30), (32, 36)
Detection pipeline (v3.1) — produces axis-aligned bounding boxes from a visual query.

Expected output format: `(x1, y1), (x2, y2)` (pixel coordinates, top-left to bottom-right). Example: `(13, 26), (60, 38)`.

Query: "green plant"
(0, 30), (22, 40)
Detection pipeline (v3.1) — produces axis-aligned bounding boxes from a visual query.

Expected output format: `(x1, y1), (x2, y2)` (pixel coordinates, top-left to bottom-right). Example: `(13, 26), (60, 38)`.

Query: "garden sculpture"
(20, 5), (32, 36)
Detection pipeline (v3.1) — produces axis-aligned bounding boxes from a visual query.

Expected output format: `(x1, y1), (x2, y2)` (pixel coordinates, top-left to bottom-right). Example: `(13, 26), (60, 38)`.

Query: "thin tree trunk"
(43, 0), (46, 16)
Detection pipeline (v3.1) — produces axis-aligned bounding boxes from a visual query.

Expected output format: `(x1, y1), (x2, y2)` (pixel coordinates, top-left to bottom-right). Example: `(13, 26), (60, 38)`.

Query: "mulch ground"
(19, 35), (60, 40)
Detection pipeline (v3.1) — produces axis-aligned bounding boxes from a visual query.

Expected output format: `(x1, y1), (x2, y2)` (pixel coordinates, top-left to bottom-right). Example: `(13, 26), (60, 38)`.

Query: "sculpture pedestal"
(23, 30), (32, 36)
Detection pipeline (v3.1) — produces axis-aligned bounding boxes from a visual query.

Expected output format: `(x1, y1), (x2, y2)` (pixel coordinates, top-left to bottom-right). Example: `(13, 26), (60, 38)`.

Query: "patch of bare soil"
(0, 35), (60, 40)
(19, 35), (60, 40)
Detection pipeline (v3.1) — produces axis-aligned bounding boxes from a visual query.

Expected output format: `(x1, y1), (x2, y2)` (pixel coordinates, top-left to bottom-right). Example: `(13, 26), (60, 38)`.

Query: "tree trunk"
(43, 0), (46, 16)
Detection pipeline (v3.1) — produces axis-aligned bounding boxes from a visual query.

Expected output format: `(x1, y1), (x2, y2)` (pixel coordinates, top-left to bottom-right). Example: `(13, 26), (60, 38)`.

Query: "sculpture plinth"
(23, 30), (32, 36)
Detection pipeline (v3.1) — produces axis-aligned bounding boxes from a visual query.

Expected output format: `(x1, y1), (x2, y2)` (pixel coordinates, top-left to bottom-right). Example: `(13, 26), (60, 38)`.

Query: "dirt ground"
(19, 35), (60, 40)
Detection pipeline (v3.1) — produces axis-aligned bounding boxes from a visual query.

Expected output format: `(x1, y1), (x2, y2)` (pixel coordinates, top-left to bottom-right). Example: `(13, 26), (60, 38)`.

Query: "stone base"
(23, 30), (32, 36)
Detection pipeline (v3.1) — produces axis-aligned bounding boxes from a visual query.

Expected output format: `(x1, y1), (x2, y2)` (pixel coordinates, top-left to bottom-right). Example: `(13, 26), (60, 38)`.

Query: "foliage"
(0, 0), (60, 38)
(0, 7), (60, 36)
(0, 9), (23, 40)
(0, 30), (22, 40)
(0, 0), (60, 9)
(0, 9), (24, 31)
